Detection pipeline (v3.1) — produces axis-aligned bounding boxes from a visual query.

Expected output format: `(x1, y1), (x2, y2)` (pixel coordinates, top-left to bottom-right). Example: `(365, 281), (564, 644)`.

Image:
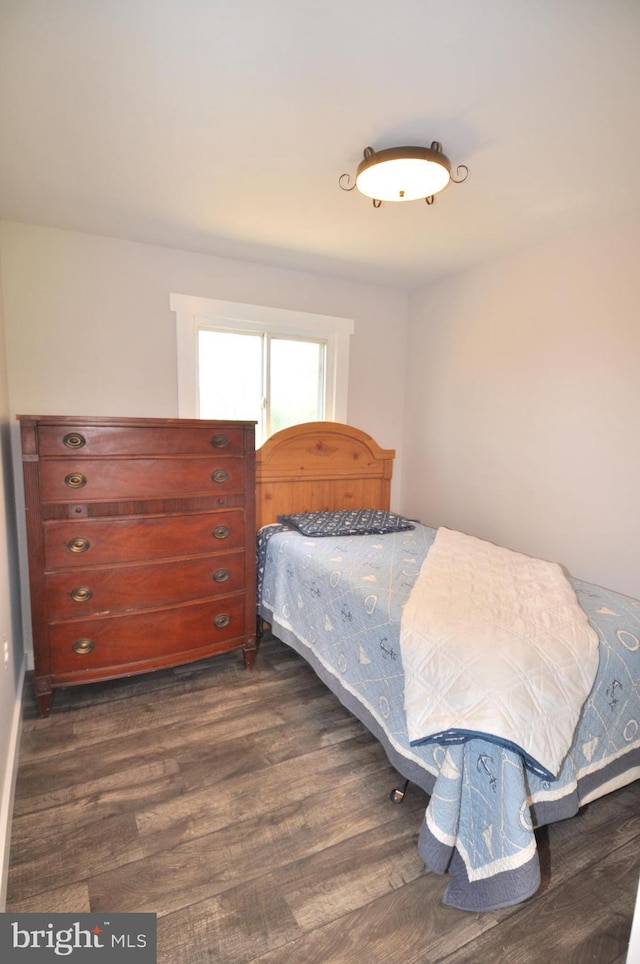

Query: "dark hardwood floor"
(6, 632), (640, 963)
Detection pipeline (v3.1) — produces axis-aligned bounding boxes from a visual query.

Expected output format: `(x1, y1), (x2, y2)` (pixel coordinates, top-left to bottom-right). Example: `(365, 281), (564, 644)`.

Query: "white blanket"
(400, 528), (599, 778)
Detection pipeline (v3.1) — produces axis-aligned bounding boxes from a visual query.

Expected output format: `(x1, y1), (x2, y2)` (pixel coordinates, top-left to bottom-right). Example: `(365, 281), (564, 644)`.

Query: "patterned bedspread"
(257, 523), (640, 911)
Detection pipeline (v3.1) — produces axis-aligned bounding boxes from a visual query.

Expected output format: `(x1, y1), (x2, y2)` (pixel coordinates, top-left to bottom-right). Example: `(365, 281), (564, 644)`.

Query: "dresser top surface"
(18, 415), (257, 428)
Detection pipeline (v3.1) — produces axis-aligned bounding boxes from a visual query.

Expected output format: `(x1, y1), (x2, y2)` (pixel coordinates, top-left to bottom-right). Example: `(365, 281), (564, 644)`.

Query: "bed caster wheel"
(390, 778), (409, 804)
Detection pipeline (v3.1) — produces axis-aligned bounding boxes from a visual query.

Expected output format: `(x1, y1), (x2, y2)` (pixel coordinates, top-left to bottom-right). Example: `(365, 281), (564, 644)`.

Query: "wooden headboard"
(255, 421), (395, 529)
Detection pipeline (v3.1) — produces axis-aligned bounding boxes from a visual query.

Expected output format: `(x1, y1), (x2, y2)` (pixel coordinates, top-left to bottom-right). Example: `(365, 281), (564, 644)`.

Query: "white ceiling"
(1, 0), (639, 288)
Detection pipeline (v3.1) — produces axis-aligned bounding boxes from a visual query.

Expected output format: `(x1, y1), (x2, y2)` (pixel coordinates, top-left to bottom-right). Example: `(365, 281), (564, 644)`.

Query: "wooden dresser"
(18, 415), (257, 717)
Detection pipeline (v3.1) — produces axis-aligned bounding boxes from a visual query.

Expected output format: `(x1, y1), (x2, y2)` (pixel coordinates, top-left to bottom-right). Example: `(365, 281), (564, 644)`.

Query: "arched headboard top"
(255, 421), (396, 529)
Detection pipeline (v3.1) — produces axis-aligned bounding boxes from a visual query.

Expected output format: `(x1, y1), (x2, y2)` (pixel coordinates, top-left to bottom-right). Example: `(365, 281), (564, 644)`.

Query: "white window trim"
(171, 293), (353, 423)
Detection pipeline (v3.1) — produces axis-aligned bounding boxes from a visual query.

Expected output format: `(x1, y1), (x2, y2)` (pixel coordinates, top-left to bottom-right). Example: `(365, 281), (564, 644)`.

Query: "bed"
(255, 421), (640, 911)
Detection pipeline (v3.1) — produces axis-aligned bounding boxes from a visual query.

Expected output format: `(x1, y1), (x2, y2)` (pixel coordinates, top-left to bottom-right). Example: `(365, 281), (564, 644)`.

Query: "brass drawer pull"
(73, 638), (94, 655)
(211, 434), (228, 448)
(213, 525), (230, 540)
(65, 472), (87, 489)
(63, 432), (86, 449)
(70, 585), (93, 602)
(213, 568), (230, 583)
(213, 613), (230, 629)
(211, 468), (229, 484)
(68, 536), (90, 553)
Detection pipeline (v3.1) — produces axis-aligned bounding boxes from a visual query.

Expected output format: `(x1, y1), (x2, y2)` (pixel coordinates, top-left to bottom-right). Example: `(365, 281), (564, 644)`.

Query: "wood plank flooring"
(6, 632), (640, 963)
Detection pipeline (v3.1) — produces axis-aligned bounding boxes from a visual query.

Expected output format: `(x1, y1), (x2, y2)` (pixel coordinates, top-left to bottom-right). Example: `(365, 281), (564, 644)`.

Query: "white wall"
(404, 213), (640, 599)
(0, 256), (26, 909)
(0, 221), (408, 469)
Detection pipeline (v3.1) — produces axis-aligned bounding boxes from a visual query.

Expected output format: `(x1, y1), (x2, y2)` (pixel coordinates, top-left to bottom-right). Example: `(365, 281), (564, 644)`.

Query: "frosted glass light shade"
(355, 146), (451, 202)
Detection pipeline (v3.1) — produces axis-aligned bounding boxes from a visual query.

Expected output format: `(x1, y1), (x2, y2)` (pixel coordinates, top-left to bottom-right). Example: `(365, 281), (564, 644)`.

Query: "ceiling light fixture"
(339, 141), (468, 208)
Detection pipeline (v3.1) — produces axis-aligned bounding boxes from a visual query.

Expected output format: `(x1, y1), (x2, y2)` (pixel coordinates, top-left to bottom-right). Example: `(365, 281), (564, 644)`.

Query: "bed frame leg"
(390, 779), (409, 803)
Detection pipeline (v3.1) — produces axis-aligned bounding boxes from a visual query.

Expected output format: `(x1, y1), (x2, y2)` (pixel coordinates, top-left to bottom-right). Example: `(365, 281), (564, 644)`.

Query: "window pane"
(198, 330), (263, 429)
(269, 338), (325, 434)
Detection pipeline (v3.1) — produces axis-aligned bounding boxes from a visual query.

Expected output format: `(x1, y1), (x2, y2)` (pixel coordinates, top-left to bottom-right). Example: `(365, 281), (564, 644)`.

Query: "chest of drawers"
(19, 415), (257, 716)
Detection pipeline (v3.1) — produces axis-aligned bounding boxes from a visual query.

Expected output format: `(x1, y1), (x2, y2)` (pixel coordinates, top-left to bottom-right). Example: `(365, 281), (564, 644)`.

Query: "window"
(171, 294), (353, 446)
(197, 328), (326, 440)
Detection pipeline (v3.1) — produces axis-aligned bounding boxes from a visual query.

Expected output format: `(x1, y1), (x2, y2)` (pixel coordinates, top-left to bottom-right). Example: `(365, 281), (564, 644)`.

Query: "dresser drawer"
(44, 509), (246, 569)
(45, 550), (246, 619)
(48, 594), (247, 674)
(37, 423), (248, 457)
(38, 457), (246, 502)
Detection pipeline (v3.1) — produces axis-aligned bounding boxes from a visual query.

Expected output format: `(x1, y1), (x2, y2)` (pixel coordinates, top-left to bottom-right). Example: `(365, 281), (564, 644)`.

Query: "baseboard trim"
(0, 654), (26, 910)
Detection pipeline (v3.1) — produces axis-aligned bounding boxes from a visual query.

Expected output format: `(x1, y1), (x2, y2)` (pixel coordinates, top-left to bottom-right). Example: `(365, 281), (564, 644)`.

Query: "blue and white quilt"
(257, 522), (640, 911)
